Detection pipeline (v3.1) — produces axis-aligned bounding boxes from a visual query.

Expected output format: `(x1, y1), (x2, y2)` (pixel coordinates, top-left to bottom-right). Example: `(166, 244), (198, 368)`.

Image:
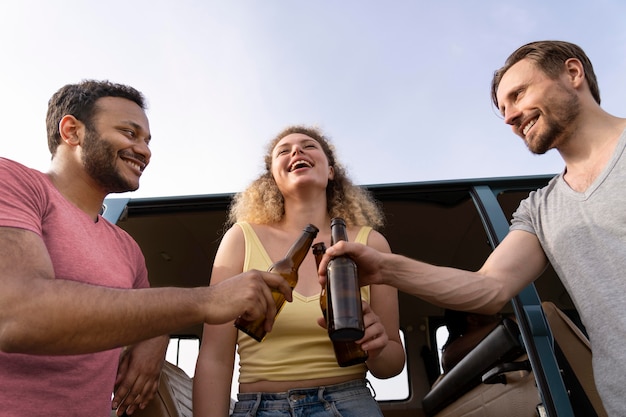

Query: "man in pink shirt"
(0, 80), (292, 416)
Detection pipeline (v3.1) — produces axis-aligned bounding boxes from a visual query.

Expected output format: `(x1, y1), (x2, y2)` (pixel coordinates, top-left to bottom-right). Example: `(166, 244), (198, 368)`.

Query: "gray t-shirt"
(510, 129), (626, 416)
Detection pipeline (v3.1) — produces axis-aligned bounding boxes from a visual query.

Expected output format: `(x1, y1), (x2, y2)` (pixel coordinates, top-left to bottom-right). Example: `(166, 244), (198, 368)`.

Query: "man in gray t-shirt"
(510, 132), (626, 416)
(317, 40), (625, 416)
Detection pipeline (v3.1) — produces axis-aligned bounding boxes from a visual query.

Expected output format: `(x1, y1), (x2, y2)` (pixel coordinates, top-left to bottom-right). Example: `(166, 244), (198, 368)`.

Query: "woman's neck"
(280, 195), (330, 233)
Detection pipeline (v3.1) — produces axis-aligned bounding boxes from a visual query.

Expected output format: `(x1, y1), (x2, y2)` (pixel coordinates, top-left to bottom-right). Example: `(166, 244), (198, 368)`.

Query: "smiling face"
(496, 59), (580, 155)
(270, 133), (334, 194)
(81, 97), (151, 193)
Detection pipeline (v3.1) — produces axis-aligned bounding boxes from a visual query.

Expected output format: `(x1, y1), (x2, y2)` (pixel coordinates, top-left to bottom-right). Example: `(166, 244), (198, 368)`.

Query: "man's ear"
(58, 115), (83, 147)
(564, 58), (585, 89)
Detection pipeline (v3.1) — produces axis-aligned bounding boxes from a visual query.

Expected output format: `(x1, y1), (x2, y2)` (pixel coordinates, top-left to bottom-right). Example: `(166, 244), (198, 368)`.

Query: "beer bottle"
(235, 224), (319, 342)
(326, 217), (365, 341)
(314, 242), (368, 367)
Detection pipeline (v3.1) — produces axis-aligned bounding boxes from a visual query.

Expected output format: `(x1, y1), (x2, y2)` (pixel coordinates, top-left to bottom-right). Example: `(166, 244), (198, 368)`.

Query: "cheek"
(270, 164), (282, 178)
(270, 164), (286, 184)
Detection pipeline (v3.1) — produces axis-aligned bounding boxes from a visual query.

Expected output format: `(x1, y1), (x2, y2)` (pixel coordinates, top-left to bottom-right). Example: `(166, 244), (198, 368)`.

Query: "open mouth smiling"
(289, 159), (313, 172)
(121, 155), (147, 173)
(522, 117), (538, 137)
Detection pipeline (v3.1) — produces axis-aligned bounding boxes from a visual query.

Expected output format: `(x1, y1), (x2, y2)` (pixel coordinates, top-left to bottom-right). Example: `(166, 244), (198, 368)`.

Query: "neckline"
(558, 127), (626, 199)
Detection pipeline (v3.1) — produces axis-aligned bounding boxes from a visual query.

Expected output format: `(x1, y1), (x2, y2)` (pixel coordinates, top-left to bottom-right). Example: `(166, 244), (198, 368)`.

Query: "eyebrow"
(274, 139), (315, 151)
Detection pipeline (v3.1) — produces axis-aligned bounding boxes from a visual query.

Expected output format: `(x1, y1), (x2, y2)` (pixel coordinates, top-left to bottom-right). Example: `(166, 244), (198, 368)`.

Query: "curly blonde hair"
(227, 125), (384, 229)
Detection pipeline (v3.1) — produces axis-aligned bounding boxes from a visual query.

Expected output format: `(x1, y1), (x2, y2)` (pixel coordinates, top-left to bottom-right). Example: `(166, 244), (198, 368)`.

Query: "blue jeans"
(231, 379), (383, 417)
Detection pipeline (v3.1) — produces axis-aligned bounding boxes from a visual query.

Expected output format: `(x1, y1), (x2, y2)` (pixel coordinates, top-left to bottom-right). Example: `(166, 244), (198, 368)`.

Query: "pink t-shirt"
(0, 158), (149, 416)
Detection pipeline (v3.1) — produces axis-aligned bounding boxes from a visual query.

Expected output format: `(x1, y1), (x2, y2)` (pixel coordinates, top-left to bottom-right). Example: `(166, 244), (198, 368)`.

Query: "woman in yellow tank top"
(193, 125), (405, 417)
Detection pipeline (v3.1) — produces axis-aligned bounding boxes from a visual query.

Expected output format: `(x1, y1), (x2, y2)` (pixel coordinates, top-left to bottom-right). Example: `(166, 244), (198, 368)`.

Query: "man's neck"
(559, 114), (626, 192)
(47, 163), (107, 221)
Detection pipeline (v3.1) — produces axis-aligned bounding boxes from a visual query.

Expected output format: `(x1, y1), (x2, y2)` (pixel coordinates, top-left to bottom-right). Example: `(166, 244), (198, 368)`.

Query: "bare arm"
(319, 230), (548, 315)
(193, 226), (247, 417)
(0, 227), (291, 355)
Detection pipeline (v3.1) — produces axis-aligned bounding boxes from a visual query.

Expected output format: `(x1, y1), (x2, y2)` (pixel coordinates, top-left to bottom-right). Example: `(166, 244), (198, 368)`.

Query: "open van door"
(470, 185), (574, 417)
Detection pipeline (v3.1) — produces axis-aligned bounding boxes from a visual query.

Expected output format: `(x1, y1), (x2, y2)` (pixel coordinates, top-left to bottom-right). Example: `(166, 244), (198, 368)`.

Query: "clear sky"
(3, 0), (625, 401)
(2, 1), (625, 198)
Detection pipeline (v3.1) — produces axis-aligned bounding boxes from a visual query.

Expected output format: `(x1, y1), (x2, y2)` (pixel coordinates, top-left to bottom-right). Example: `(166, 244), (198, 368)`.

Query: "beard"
(526, 85), (580, 155)
(82, 127), (138, 193)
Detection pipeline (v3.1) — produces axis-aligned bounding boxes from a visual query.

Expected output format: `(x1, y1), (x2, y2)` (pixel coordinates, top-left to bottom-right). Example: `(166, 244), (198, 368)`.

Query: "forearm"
(193, 375), (232, 417)
(365, 339), (405, 379)
(0, 278), (206, 355)
(193, 352), (234, 416)
(379, 253), (509, 314)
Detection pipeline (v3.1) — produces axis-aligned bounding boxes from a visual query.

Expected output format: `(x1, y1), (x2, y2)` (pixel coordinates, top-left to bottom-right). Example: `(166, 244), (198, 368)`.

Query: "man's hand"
(204, 270), (293, 333)
(112, 335), (169, 416)
(317, 241), (385, 288)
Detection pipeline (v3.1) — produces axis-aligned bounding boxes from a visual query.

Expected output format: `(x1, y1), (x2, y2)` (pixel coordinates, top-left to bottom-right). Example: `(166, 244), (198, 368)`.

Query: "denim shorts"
(231, 379), (383, 417)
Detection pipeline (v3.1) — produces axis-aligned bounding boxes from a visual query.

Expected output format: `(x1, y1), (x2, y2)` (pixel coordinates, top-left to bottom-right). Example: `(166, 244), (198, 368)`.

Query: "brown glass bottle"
(313, 242), (368, 367)
(234, 224), (319, 342)
(326, 218), (365, 341)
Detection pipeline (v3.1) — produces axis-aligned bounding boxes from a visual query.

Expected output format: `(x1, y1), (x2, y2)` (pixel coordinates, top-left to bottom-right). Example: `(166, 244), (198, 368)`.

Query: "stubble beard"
(527, 86), (581, 155)
(82, 127), (138, 194)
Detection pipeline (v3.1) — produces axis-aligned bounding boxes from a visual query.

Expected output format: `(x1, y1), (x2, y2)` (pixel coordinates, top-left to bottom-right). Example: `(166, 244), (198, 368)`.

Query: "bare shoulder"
(365, 229), (391, 253)
(211, 225), (246, 284)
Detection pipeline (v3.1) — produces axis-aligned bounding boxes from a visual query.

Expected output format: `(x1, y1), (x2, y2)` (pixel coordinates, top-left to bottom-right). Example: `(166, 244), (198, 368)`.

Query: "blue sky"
(2, 1), (625, 198)
(3, 0), (625, 400)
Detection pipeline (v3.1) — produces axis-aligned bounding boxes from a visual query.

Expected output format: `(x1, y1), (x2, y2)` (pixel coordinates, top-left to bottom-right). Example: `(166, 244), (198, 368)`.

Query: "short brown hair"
(491, 40), (600, 108)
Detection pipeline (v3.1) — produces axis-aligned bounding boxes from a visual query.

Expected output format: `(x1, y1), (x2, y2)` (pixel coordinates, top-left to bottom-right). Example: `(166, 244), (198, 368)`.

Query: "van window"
(435, 325), (449, 373)
(368, 330), (409, 400)
(166, 331), (410, 401)
(165, 337), (199, 375)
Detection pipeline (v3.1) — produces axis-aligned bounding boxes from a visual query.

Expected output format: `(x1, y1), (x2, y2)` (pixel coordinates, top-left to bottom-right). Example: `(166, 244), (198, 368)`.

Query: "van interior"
(106, 175), (606, 417)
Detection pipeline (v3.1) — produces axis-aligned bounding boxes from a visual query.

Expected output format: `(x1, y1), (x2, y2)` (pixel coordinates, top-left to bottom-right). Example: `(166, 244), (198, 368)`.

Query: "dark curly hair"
(46, 80), (146, 156)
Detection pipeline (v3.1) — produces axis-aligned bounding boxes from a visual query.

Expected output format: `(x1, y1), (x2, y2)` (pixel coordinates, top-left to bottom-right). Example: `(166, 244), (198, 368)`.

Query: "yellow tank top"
(235, 221), (371, 383)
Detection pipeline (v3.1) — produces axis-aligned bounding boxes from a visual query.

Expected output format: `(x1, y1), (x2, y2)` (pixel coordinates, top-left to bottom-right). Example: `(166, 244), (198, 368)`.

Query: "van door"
(470, 185), (574, 417)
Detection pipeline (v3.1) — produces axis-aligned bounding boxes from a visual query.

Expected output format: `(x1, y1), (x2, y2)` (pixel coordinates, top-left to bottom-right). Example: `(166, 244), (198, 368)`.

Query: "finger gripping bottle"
(235, 224), (319, 342)
(326, 218), (365, 341)
(314, 242), (368, 367)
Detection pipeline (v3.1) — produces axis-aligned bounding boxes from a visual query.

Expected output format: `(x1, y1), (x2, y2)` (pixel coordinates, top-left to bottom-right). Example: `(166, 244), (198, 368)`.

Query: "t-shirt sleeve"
(0, 158), (47, 236)
(510, 192), (538, 235)
(133, 249), (150, 289)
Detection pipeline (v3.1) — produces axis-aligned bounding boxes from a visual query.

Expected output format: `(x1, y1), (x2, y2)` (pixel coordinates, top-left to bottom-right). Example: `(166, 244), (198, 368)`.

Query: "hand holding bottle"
(314, 241), (368, 367)
(235, 224), (319, 342)
(325, 218), (365, 341)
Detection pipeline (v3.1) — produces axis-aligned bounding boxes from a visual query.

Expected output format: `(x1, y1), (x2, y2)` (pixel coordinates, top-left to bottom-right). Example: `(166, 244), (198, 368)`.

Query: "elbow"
(475, 283), (515, 315)
(369, 359), (405, 380)
(0, 323), (19, 353)
(367, 342), (406, 379)
(465, 272), (514, 315)
(0, 320), (33, 354)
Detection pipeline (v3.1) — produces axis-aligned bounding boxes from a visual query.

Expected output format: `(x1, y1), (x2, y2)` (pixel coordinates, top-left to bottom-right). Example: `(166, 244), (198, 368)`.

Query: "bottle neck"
(330, 218), (349, 245)
(312, 242), (327, 268)
(284, 225), (319, 268)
